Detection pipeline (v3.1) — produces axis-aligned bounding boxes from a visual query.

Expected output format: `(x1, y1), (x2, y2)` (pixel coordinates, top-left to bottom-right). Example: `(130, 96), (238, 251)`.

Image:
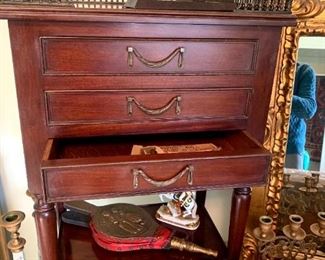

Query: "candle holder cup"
(253, 215), (275, 242)
(0, 211), (26, 254)
(299, 176), (318, 193)
(310, 211), (325, 238)
(282, 214), (306, 240)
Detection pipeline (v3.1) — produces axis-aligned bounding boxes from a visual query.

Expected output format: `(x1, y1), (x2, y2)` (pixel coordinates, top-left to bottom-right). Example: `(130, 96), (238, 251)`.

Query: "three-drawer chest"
(0, 2), (295, 259)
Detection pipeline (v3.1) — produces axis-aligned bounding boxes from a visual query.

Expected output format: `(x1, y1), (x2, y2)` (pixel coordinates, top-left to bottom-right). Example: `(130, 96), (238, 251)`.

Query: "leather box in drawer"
(41, 131), (271, 202)
(45, 88), (252, 127)
(41, 37), (257, 75)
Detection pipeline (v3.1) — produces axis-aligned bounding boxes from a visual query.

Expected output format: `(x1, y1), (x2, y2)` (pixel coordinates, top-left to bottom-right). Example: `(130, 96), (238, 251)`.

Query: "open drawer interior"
(44, 130), (266, 161)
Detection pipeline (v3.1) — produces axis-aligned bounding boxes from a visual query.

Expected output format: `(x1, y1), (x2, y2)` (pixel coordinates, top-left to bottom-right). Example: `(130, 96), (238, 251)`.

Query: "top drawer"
(41, 37), (258, 75)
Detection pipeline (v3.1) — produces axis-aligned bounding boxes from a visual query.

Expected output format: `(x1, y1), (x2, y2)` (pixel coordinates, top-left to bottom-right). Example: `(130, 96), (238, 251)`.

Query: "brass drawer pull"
(133, 165), (194, 189)
(127, 95), (181, 116)
(127, 46), (185, 68)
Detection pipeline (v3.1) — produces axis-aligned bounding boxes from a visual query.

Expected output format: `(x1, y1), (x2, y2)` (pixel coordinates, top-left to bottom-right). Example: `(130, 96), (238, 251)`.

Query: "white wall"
(0, 19), (232, 259)
(299, 36), (325, 49)
(0, 20), (39, 259)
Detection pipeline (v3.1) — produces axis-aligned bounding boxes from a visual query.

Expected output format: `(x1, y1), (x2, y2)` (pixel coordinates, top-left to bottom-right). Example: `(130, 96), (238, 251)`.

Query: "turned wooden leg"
(227, 187), (252, 260)
(196, 190), (207, 208)
(30, 193), (58, 260)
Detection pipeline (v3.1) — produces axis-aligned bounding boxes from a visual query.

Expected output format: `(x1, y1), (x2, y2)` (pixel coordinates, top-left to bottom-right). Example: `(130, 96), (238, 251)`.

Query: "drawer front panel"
(41, 37), (257, 75)
(45, 89), (251, 126)
(42, 156), (269, 202)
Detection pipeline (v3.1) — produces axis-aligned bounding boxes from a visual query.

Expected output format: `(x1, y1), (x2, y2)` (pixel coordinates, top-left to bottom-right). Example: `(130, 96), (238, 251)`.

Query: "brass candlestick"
(282, 214), (306, 241)
(283, 173), (294, 188)
(311, 172), (323, 188)
(298, 176), (318, 193)
(310, 211), (325, 238)
(253, 213), (322, 259)
(0, 211), (26, 257)
(253, 215), (275, 242)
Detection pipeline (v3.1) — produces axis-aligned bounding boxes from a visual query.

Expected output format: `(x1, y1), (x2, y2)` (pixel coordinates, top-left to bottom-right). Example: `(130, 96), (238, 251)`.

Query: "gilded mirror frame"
(242, 0), (325, 258)
(264, 0), (325, 223)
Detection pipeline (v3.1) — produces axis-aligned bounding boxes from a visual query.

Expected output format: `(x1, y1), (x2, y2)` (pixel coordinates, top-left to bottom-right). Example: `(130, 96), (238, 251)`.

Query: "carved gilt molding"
(264, 25), (298, 224)
(242, 0), (325, 258)
(292, 0), (325, 18)
(241, 232), (258, 260)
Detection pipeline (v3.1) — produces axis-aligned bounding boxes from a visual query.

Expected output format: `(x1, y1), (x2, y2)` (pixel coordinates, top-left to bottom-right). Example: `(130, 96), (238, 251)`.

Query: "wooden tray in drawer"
(41, 131), (271, 202)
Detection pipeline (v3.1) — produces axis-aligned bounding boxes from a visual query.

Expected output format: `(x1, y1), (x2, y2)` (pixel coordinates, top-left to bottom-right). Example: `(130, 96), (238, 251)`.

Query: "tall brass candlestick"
(0, 211), (26, 260)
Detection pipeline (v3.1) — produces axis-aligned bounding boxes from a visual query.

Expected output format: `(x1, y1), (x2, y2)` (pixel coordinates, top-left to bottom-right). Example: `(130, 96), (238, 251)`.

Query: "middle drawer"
(45, 88), (252, 127)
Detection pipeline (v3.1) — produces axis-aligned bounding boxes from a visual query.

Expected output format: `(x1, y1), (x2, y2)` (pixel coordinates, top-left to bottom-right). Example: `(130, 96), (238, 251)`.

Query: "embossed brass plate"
(64, 201), (158, 238)
(93, 203), (158, 238)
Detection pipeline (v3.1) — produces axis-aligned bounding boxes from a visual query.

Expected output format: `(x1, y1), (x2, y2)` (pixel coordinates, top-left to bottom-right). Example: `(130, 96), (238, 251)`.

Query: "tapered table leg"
(31, 194), (58, 260)
(227, 187), (252, 260)
(196, 190), (207, 208)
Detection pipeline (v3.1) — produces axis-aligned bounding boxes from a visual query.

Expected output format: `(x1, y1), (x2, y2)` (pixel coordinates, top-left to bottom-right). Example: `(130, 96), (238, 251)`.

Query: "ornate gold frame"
(264, 0), (325, 221)
(242, 0), (325, 258)
(265, 0), (325, 223)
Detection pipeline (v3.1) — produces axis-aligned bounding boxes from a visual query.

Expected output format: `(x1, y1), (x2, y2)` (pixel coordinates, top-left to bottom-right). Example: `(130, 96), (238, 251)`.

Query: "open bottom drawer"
(41, 131), (271, 202)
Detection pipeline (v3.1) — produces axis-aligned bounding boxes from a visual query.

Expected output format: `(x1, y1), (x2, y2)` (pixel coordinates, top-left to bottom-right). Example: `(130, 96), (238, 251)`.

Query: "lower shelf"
(59, 204), (227, 259)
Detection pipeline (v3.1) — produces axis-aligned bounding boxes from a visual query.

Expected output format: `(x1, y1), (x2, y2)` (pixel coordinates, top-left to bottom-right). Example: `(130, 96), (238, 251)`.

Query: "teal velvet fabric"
(287, 63), (317, 156)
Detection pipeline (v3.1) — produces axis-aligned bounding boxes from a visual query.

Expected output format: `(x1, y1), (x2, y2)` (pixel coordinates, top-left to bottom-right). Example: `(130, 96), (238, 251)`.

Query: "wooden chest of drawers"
(0, 4), (295, 260)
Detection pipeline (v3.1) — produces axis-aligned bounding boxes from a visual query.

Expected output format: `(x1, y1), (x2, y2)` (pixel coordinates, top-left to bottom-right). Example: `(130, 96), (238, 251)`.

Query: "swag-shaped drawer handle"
(127, 95), (182, 116)
(127, 46), (185, 68)
(133, 165), (194, 189)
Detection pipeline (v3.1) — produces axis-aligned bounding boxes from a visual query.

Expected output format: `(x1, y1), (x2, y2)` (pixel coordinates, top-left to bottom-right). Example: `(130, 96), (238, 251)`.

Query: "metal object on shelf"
(253, 214), (325, 259)
(0, 211), (26, 260)
(255, 169), (325, 257)
(64, 201), (218, 257)
(282, 214), (306, 240)
(0, 0), (292, 12)
(257, 234), (320, 259)
(310, 212), (325, 238)
(312, 172), (324, 188)
(0, 0), (126, 9)
(298, 176), (318, 193)
(170, 236), (218, 257)
(253, 215), (276, 242)
(234, 0), (292, 12)
(283, 173), (295, 188)
(256, 169), (325, 257)
(278, 171), (325, 224)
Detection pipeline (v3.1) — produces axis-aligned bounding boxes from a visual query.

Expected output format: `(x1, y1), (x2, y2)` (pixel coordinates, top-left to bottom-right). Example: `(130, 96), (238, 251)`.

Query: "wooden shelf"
(59, 204), (227, 259)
